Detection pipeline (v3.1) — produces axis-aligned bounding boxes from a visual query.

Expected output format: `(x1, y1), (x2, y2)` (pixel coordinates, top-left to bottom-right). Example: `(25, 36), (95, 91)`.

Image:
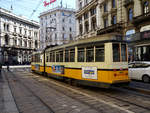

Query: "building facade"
(76, 0), (127, 40)
(39, 6), (76, 50)
(0, 8), (40, 65)
(76, 0), (150, 61)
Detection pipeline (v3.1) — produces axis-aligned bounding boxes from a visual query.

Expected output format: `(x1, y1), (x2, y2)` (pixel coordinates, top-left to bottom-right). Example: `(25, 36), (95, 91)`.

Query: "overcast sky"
(0, 0), (76, 22)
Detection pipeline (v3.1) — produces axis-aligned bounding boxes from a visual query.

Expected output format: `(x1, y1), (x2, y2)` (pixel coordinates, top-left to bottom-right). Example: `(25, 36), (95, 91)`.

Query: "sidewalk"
(0, 71), (19, 113)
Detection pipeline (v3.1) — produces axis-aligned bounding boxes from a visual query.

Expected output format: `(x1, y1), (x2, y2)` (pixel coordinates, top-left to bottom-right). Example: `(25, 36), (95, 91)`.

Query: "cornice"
(0, 8), (39, 28)
(76, 0), (98, 17)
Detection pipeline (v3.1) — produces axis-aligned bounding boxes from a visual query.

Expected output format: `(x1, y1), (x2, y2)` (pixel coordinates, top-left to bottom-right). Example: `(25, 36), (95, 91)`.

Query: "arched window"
(143, 1), (149, 14)
(128, 8), (133, 21)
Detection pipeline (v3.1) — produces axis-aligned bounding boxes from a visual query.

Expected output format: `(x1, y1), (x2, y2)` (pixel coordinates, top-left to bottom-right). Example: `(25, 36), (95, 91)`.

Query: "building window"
(62, 33), (65, 40)
(62, 27), (65, 31)
(79, 1), (82, 9)
(104, 18), (108, 28)
(29, 31), (31, 36)
(35, 40), (38, 48)
(14, 39), (17, 45)
(90, 8), (96, 16)
(69, 19), (72, 23)
(25, 30), (27, 35)
(19, 28), (22, 34)
(85, 21), (89, 33)
(104, 3), (108, 12)
(79, 24), (83, 35)
(69, 27), (72, 32)
(84, 12), (89, 19)
(69, 34), (73, 40)
(4, 23), (6, 31)
(7, 24), (9, 31)
(112, 15), (117, 24)
(112, 0), (116, 8)
(5, 35), (9, 45)
(62, 18), (65, 22)
(14, 27), (16, 33)
(85, 0), (88, 5)
(34, 32), (38, 38)
(143, 1), (149, 14)
(92, 17), (96, 30)
(55, 34), (57, 40)
(128, 8), (133, 21)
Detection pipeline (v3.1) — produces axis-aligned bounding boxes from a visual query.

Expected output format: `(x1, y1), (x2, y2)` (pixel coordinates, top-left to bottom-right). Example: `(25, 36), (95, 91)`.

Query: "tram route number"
(82, 67), (98, 80)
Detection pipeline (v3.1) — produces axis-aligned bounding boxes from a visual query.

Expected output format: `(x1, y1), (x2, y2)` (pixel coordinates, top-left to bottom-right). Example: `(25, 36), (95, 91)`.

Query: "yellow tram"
(31, 34), (130, 88)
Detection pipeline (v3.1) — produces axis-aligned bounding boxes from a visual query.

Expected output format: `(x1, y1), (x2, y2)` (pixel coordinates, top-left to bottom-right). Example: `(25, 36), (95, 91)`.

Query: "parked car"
(129, 62), (150, 83)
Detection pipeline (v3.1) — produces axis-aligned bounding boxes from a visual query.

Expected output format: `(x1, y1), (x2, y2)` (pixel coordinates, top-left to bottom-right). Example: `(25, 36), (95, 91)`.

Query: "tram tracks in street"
(4, 70), (55, 113)
(121, 86), (150, 96)
(15, 71), (128, 113)
(26, 72), (150, 113)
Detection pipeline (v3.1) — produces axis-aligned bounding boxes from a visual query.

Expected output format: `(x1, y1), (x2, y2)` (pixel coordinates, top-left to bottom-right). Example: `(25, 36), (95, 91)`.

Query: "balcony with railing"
(132, 11), (150, 25)
(97, 23), (123, 35)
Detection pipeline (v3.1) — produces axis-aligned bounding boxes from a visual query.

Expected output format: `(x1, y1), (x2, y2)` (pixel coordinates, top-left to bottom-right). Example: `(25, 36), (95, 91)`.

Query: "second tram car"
(31, 34), (130, 88)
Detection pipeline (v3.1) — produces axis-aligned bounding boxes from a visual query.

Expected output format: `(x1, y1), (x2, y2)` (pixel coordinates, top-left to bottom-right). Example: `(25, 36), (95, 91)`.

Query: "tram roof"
(45, 33), (126, 52)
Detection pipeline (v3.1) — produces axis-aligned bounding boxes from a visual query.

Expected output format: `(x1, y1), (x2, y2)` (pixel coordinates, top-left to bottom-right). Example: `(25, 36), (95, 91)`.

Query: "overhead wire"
(29, 0), (43, 19)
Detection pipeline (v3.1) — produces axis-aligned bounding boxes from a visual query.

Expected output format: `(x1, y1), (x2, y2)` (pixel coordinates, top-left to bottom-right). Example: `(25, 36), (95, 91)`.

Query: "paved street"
(0, 68), (150, 113)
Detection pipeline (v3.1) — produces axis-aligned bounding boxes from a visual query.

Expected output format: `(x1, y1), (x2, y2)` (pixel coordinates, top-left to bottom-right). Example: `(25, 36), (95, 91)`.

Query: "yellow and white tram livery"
(32, 34), (130, 88)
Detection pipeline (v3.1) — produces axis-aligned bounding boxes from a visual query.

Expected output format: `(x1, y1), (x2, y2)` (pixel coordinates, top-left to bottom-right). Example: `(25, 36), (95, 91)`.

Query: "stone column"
(96, 4), (101, 29)
(82, 15), (85, 34)
(89, 11), (92, 31)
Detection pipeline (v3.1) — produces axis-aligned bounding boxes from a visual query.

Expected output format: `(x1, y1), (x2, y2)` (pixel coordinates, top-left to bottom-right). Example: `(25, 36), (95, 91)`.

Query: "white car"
(129, 62), (150, 83)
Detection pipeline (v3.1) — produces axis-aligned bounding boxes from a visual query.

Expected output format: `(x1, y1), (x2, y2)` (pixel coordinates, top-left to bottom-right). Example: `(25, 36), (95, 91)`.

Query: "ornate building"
(39, 6), (76, 50)
(75, 0), (125, 40)
(76, 0), (150, 61)
(0, 8), (40, 65)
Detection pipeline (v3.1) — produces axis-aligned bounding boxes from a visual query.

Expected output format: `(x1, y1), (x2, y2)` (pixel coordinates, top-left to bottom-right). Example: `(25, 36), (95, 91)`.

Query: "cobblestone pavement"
(1, 68), (150, 113)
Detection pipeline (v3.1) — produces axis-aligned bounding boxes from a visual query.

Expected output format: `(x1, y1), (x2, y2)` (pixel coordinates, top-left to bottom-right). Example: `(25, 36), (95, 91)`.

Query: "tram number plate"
(82, 67), (97, 80)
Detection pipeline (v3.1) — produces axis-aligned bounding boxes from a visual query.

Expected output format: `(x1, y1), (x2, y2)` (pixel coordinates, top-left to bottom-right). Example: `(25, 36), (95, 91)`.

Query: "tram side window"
(56, 52), (60, 62)
(52, 52), (55, 62)
(46, 56), (49, 62)
(96, 46), (104, 62)
(60, 51), (63, 62)
(86, 47), (94, 62)
(50, 53), (53, 62)
(70, 49), (75, 62)
(65, 50), (69, 62)
(121, 44), (127, 61)
(78, 48), (85, 62)
(113, 44), (120, 62)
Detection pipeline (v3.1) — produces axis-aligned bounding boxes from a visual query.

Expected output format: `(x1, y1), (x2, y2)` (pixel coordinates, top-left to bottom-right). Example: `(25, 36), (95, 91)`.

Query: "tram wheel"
(142, 75), (150, 83)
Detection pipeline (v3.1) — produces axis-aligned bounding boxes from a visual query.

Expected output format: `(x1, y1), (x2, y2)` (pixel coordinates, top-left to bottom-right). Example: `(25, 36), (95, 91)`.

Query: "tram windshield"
(113, 43), (127, 62)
